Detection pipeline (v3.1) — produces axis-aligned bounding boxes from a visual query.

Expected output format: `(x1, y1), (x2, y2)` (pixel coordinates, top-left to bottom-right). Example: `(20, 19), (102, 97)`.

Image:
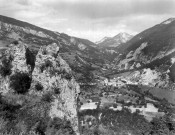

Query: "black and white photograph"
(0, 0), (175, 135)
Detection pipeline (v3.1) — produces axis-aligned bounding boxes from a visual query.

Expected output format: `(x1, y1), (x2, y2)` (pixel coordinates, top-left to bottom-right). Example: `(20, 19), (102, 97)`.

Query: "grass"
(139, 85), (175, 104)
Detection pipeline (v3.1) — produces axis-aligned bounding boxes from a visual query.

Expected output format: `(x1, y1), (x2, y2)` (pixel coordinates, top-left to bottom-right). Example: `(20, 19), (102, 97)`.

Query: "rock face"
(113, 18), (175, 71)
(0, 42), (30, 94)
(0, 15), (105, 83)
(0, 42), (80, 134)
(31, 43), (80, 134)
(126, 68), (170, 87)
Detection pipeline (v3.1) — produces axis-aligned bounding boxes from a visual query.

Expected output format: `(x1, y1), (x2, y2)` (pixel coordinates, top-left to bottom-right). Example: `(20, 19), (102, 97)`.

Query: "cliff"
(0, 42), (80, 134)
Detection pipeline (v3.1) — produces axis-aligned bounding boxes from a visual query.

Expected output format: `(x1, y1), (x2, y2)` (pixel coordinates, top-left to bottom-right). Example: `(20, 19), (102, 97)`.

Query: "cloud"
(33, 0), (175, 19)
(0, 0), (175, 41)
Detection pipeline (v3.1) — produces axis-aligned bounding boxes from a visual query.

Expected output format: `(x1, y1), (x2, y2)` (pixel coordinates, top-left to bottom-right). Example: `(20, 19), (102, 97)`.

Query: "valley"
(0, 15), (175, 135)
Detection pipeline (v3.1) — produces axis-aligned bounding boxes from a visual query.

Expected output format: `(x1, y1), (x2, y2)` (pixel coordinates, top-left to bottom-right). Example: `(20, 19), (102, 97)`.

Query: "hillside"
(96, 32), (133, 48)
(0, 15), (106, 82)
(0, 15), (175, 135)
(113, 18), (175, 71)
(0, 42), (80, 134)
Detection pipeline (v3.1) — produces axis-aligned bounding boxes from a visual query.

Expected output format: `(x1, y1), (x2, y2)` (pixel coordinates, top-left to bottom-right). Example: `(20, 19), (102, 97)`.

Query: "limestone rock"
(0, 42), (30, 94)
(31, 43), (80, 134)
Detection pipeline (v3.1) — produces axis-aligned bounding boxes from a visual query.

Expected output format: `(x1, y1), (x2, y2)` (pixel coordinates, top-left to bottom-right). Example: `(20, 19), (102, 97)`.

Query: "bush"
(0, 91), (77, 135)
(40, 60), (53, 73)
(42, 48), (47, 55)
(46, 117), (75, 135)
(40, 65), (45, 73)
(62, 69), (72, 80)
(12, 40), (19, 45)
(35, 83), (43, 91)
(17, 99), (50, 135)
(45, 60), (52, 68)
(0, 56), (12, 77)
(25, 48), (35, 71)
(9, 72), (31, 94)
(41, 92), (54, 103)
(53, 87), (60, 94)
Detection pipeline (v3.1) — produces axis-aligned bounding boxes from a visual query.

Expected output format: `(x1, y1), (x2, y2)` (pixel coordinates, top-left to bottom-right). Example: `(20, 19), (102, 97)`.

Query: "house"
(80, 102), (98, 111)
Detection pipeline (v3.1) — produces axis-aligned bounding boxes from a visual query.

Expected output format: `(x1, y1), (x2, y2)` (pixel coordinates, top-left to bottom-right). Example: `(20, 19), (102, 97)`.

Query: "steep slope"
(0, 42), (31, 94)
(96, 32), (133, 48)
(105, 18), (175, 89)
(31, 43), (80, 134)
(0, 15), (105, 82)
(95, 37), (110, 44)
(0, 42), (80, 134)
(113, 18), (175, 72)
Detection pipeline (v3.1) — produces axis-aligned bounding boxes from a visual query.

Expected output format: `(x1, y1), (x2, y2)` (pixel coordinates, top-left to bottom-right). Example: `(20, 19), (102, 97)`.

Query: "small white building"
(80, 102), (98, 111)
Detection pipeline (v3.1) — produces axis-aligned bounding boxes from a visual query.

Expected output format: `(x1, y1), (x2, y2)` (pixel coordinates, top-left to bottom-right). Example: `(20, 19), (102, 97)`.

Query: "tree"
(10, 72), (31, 94)
(0, 56), (13, 77)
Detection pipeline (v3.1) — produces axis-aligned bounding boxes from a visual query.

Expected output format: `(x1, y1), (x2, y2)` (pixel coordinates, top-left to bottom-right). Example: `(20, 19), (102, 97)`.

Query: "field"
(140, 85), (175, 104)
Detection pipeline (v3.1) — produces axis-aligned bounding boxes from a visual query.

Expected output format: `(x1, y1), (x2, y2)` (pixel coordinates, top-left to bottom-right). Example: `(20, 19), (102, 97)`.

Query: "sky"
(0, 0), (175, 42)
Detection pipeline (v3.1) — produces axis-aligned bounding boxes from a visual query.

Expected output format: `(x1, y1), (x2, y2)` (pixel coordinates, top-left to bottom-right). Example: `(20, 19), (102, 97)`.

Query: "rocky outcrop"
(0, 42), (80, 134)
(0, 21), (53, 40)
(0, 42), (31, 94)
(126, 68), (170, 88)
(30, 43), (80, 134)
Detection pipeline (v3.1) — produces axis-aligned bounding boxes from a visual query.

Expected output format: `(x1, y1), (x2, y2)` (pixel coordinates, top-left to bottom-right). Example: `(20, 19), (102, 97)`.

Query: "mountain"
(113, 18), (175, 70)
(105, 18), (175, 89)
(96, 32), (133, 48)
(0, 15), (106, 82)
(0, 15), (175, 135)
(95, 37), (110, 44)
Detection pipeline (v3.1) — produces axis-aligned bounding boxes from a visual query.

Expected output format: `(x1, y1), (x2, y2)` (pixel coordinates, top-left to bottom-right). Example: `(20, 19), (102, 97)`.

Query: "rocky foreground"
(0, 41), (80, 135)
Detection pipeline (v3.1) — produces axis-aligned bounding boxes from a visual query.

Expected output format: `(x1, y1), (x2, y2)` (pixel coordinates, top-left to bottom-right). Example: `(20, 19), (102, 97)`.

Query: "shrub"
(64, 73), (72, 80)
(46, 117), (75, 135)
(45, 60), (52, 68)
(40, 60), (53, 73)
(35, 83), (43, 91)
(25, 48), (35, 71)
(9, 72), (31, 94)
(0, 56), (12, 77)
(62, 69), (72, 80)
(40, 65), (45, 73)
(12, 40), (19, 45)
(52, 52), (58, 58)
(17, 99), (50, 135)
(53, 87), (60, 94)
(41, 92), (54, 103)
(42, 48), (47, 55)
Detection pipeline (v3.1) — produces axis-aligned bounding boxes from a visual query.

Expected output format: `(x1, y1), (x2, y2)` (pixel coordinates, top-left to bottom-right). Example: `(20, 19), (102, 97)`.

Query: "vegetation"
(9, 72), (31, 94)
(12, 40), (19, 45)
(53, 87), (60, 94)
(62, 70), (72, 80)
(0, 91), (74, 135)
(79, 107), (175, 135)
(41, 92), (54, 103)
(25, 48), (36, 71)
(35, 83), (43, 91)
(0, 56), (13, 77)
(40, 60), (53, 73)
(46, 117), (75, 135)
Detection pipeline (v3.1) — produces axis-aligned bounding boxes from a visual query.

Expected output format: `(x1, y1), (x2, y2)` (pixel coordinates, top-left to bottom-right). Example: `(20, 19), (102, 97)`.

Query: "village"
(78, 76), (169, 129)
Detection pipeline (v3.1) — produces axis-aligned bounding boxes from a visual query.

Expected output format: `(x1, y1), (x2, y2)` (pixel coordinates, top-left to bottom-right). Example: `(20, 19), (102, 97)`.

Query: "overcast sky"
(0, 0), (175, 42)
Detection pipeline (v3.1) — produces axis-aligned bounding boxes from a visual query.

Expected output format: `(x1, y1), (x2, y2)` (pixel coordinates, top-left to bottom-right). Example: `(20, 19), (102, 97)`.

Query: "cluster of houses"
(109, 103), (164, 121)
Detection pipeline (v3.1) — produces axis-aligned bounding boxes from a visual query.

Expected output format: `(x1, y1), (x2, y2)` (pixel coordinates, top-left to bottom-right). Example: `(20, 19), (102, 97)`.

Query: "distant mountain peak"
(113, 32), (133, 42)
(115, 32), (131, 37)
(96, 32), (133, 48)
(161, 18), (175, 24)
(95, 36), (111, 44)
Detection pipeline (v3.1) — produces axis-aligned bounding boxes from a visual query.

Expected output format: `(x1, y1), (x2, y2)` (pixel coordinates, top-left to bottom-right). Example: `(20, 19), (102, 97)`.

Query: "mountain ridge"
(0, 14), (107, 82)
(96, 32), (133, 48)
